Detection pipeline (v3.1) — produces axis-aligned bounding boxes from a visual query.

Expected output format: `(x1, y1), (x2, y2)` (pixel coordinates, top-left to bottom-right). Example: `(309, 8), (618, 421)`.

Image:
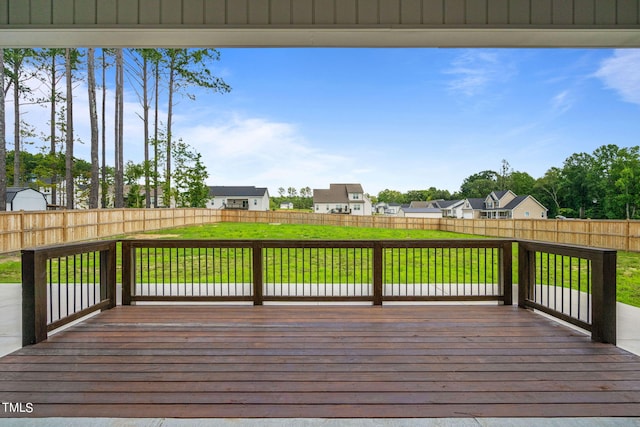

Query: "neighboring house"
(461, 190), (547, 219)
(374, 202), (402, 215)
(207, 186), (270, 211)
(398, 206), (442, 219)
(280, 202), (294, 210)
(5, 187), (48, 211)
(438, 200), (465, 218)
(398, 200), (466, 219)
(313, 183), (372, 216)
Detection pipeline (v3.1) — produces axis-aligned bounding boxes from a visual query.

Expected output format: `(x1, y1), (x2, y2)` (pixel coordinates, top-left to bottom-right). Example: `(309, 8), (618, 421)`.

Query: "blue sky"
(13, 48), (640, 197)
(176, 48), (640, 196)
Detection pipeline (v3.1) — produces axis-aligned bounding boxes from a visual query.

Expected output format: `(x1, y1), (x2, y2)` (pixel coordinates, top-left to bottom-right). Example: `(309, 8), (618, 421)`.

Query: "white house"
(313, 183), (372, 216)
(374, 202), (402, 216)
(426, 199), (465, 218)
(207, 186), (270, 211)
(5, 187), (48, 211)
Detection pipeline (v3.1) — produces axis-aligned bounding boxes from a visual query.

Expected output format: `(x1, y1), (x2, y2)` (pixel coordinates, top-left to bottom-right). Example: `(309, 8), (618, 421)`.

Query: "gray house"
(5, 187), (48, 211)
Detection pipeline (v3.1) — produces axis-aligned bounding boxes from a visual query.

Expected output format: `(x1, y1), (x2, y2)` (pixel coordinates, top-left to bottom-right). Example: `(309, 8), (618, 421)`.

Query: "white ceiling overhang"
(2, 27), (640, 48)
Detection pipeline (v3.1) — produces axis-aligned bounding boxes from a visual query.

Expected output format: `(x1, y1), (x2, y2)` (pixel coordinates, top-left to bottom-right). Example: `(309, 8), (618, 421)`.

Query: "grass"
(145, 222), (481, 240)
(3, 222), (639, 307)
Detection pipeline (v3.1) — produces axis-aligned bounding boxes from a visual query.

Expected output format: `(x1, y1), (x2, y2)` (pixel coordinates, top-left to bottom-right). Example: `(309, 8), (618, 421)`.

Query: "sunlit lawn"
(1, 222), (638, 307)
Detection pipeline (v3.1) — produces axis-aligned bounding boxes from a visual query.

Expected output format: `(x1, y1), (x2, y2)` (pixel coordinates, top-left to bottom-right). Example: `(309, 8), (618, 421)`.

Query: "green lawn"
(147, 222), (480, 240)
(3, 222), (639, 307)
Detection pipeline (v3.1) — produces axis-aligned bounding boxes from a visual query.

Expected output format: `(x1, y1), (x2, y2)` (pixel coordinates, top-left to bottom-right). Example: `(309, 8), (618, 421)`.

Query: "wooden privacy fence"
(0, 208), (222, 254)
(222, 210), (640, 252)
(5, 208), (640, 253)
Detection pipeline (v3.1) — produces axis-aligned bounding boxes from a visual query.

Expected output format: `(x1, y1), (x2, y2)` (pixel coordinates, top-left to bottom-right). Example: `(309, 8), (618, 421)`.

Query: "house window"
(315, 205), (319, 211)
(525, 211), (530, 217)
(352, 193), (360, 200)
(254, 199), (257, 205)
(354, 205), (361, 210)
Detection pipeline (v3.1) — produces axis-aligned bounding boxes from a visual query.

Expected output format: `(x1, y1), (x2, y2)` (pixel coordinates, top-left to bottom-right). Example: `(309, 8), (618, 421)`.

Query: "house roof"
(342, 183), (364, 194)
(502, 195), (529, 210)
(438, 199), (463, 209)
(313, 183), (365, 204)
(502, 195), (547, 211)
(6, 187), (43, 204)
(409, 201), (429, 208)
(490, 190), (510, 200)
(208, 186), (269, 197)
(401, 207), (442, 214)
(464, 198), (486, 210)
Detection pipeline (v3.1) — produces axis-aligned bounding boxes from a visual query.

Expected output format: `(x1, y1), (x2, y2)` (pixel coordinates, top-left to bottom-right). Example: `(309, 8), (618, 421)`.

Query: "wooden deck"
(1, 304), (640, 418)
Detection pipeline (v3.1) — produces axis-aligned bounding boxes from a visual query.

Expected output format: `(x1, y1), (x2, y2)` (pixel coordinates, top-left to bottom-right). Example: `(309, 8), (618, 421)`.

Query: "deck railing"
(518, 240), (617, 344)
(121, 239), (513, 305)
(21, 240), (117, 345)
(21, 238), (617, 345)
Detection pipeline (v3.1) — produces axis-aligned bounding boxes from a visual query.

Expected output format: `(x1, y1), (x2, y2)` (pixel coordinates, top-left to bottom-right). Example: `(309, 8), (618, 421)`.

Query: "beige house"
(462, 190), (547, 220)
(313, 183), (372, 216)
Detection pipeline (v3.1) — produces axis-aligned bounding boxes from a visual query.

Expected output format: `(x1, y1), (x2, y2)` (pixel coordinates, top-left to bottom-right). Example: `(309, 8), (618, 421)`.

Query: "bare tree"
(101, 49), (109, 208)
(3, 49), (35, 187)
(161, 48), (230, 207)
(87, 48), (99, 209)
(0, 49), (6, 210)
(40, 49), (65, 207)
(64, 48), (74, 209)
(114, 49), (124, 208)
(126, 49), (161, 208)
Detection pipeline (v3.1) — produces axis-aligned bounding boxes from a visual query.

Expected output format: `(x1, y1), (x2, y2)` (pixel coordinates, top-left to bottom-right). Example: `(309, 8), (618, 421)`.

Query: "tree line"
(377, 147), (640, 220)
(0, 48), (230, 210)
(270, 186), (314, 210)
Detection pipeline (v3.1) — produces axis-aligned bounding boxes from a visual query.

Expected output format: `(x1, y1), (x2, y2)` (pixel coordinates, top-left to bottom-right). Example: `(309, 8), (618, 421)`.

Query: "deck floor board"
(1, 305), (639, 418)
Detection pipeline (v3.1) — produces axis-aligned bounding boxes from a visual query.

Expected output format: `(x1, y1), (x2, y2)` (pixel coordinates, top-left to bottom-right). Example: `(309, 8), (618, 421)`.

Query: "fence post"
(22, 249), (48, 345)
(373, 242), (383, 305)
(591, 250), (617, 344)
(121, 240), (133, 305)
(252, 242), (263, 305)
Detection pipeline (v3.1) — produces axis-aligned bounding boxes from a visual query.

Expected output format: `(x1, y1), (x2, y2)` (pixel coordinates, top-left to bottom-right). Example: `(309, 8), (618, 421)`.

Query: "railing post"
(101, 241), (117, 309)
(22, 249), (48, 345)
(252, 242), (264, 305)
(373, 242), (383, 305)
(517, 242), (532, 309)
(501, 241), (513, 305)
(121, 240), (133, 305)
(591, 250), (617, 344)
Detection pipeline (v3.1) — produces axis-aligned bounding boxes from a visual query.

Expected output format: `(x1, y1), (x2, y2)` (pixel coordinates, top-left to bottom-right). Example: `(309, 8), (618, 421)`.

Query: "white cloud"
(176, 113), (355, 192)
(596, 49), (640, 105)
(551, 90), (573, 115)
(5, 69), (145, 164)
(444, 50), (515, 97)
